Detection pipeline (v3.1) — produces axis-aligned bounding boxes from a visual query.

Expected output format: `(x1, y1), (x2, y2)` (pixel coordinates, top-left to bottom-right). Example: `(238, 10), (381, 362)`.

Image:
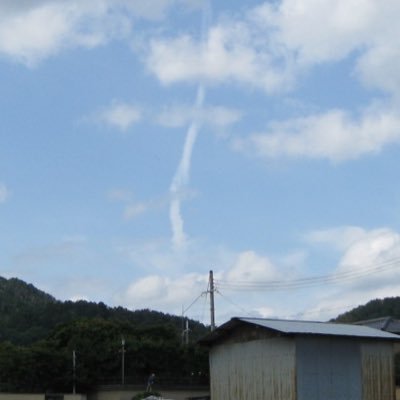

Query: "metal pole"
(121, 338), (125, 386)
(185, 319), (189, 345)
(72, 350), (76, 395)
(209, 270), (215, 331)
(181, 305), (185, 345)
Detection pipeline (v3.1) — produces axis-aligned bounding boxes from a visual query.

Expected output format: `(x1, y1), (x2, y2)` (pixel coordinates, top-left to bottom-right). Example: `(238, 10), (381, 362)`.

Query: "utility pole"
(209, 270), (216, 331)
(185, 318), (190, 344)
(121, 337), (126, 386)
(181, 306), (185, 345)
(72, 350), (76, 395)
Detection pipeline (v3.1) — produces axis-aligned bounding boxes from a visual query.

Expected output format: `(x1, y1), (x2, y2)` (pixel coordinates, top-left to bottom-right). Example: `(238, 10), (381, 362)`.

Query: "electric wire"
(215, 256), (400, 292)
(200, 288), (209, 325)
(182, 291), (206, 315)
(215, 288), (253, 317)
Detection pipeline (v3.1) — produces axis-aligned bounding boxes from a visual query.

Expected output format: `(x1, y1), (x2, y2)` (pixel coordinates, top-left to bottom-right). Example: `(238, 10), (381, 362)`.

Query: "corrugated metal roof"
(200, 317), (400, 345)
(355, 316), (400, 333)
(238, 317), (400, 339)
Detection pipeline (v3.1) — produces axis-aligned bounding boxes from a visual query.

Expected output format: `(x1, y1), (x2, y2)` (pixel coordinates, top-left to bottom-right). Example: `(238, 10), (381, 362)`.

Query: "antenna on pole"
(209, 270), (216, 331)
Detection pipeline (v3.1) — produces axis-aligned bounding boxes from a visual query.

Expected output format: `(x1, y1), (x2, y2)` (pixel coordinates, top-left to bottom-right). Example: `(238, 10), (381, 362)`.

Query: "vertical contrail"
(169, 86), (205, 249)
(169, 2), (210, 249)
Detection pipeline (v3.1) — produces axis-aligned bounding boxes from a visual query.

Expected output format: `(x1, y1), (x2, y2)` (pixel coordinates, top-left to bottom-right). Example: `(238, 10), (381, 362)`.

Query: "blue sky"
(1, 0), (400, 324)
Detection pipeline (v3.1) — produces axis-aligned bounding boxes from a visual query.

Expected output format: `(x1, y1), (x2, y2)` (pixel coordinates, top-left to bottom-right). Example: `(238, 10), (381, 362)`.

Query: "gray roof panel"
(237, 317), (400, 340)
(355, 316), (400, 333)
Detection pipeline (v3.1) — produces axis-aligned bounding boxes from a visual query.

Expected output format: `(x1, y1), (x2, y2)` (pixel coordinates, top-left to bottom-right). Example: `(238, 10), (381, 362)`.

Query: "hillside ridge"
(0, 275), (208, 345)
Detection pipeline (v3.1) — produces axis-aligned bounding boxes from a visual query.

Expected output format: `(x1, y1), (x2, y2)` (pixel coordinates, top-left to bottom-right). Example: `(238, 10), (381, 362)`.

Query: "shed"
(200, 317), (400, 400)
(354, 316), (400, 334)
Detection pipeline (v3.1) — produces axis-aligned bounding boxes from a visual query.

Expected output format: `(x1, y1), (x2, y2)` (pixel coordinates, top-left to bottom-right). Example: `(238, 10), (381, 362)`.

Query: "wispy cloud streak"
(169, 1), (210, 249)
(169, 86), (205, 249)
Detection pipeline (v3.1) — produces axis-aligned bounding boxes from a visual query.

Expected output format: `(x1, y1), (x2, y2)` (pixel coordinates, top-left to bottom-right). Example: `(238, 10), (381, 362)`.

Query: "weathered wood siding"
(296, 337), (362, 400)
(209, 337), (295, 400)
(362, 342), (395, 400)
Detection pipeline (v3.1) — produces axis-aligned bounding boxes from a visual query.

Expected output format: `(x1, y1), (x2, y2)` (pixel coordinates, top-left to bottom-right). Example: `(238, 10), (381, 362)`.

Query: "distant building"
(200, 317), (400, 400)
(354, 316), (400, 335)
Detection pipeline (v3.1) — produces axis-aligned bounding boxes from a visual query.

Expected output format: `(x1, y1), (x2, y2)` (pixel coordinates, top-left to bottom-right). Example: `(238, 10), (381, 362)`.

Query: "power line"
(215, 256), (400, 291)
(182, 291), (206, 315)
(215, 289), (253, 317)
(200, 288), (209, 325)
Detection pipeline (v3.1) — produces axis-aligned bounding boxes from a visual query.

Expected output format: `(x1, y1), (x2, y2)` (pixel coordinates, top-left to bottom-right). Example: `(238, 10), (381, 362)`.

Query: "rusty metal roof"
(200, 317), (400, 345)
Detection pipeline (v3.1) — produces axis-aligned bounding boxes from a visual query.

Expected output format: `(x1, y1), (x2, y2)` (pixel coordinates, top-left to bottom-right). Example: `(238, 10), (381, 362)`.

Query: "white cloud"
(250, 0), (400, 96)
(337, 229), (400, 277)
(303, 227), (400, 320)
(255, 0), (375, 65)
(225, 251), (279, 282)
(0, 0), (184, 66)
(356, 44), (400, 96)
(5, 0), (400, 99)
(123, 272), (208, 311)
(143, 0), (400, 163)
(0, 1), (130, 65)
(98, 102), (141, 131)
(118, 237), (232, 274)
(119, 247), (283, 321)
(234, 106), (400, 162)
(126, 275), (169, 301)
(145, 0), (400, 98)
(169, 85), (205, 249)
(146, 22), (295, 93)
(0, 183), (10, 203)
(158, 104), (242, 129)
(305, 226), (367, 251)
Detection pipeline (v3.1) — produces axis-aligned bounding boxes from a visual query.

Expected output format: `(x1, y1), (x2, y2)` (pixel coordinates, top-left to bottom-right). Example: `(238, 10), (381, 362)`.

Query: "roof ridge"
(354, 316), (394, 324)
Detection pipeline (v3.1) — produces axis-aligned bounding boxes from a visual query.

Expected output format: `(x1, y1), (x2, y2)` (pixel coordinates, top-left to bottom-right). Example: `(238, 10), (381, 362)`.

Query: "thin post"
(209, 270), (215, 331)
(72, 350), (76, 394)
(185, 318), (189, 345)
(121, 338), (125, 386)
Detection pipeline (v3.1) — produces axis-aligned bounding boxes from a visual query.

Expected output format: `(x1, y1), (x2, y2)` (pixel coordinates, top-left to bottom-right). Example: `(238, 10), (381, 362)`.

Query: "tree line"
(0, 277), (209, 393)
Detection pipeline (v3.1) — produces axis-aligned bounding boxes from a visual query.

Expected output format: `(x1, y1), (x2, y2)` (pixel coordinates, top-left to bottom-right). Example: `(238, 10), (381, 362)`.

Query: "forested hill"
(333, 297), (400, 323)
(0, 276), (208, 345)
(0, 276), (209, 393)
(1, 276), (400, 393)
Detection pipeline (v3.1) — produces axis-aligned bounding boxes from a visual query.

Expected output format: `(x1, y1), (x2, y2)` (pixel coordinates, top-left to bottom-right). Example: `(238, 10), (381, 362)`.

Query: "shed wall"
(209, 337), (295, 400)
(296, 337), (362, 400)
(361, 342), (395, 400)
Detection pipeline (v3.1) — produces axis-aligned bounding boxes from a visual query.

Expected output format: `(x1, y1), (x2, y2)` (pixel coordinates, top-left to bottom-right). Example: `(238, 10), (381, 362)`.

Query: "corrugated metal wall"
(296, 337), (362, 400)
(361, 342), (395, 400)
(209, 337), (296, 400)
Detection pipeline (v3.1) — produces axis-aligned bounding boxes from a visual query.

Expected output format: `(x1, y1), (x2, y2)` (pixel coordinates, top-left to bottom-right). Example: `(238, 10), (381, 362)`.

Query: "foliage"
(333, 296), (400, 323)
(0, 276), (209, 345)
(0, 276), (210, 393)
